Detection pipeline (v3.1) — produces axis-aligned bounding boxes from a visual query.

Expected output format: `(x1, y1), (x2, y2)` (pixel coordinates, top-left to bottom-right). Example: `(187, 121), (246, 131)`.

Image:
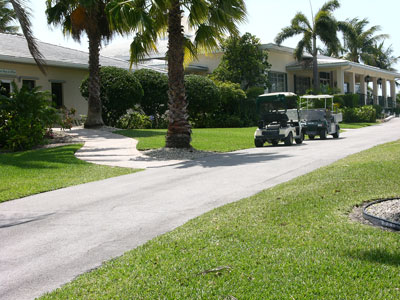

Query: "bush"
(373, 104), (383, 119)
(342, 105), (376, 123)
(134, 69), (168, 127)
(333, 94), (360, 108)
(0, 83), (59, 151)
(116, 107), (152, 129)
(80, 66), (143, 126)
(185, 75), (220, 127)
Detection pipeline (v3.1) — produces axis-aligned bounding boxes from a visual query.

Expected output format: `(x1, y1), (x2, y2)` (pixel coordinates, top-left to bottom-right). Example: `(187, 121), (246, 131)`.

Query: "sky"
(28, 0), (400, 68)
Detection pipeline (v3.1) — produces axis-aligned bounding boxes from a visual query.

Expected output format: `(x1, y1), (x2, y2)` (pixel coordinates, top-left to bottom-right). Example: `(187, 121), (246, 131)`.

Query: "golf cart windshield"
(300, 109), (326, 121)
(257, 92), (298, 114)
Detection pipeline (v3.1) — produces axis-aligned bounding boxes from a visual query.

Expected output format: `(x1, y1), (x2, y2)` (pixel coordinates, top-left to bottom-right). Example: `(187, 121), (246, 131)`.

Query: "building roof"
(0, 33), (166, 73)
(263, 43), (400, 78)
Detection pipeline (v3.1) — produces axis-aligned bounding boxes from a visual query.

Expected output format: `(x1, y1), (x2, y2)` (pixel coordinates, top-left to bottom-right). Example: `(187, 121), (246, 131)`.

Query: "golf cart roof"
(259, 92), (297, 98)
(300, 94), (333, 99)
(257, 92), (298, 110)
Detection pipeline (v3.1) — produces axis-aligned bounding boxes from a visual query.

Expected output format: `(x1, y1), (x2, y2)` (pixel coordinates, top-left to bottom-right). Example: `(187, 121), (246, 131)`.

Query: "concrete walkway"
(65, 127), (190, 168)
(1, 119), (400, 300)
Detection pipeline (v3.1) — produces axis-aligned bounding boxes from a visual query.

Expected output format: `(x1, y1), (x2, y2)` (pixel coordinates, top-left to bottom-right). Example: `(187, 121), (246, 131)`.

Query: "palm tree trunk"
(84, 31), (104, 128)
(312, 34), (319, 93)
(165, 0), (191, 148)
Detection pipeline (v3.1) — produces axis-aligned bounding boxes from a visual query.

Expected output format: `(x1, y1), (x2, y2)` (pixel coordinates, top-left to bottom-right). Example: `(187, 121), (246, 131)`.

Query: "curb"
(384, 115), (396, 122)
(362, 198), (400, 231)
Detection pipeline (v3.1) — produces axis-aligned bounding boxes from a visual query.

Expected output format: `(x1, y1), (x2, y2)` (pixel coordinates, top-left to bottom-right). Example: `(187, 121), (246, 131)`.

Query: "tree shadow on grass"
(0, 144), (85, 170)
(115, 129), (166, 138)
(345, 248), (400, 267)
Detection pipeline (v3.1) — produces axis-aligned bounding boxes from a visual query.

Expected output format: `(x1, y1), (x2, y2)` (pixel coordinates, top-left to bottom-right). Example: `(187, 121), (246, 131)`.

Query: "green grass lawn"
(340, 122), (377, 129)
(0, 144), (139, 203)
(117, 127), (257, 152)
(40, 141), (400, 300)
(117, 123), (377, 152)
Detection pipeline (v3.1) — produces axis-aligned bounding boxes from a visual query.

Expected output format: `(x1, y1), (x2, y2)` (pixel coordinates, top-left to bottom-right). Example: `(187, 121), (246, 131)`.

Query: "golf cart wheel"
(295, 132), (304, 144)
(332, 126), (340, 139)
(284, 132), (293, 146)
(271, 139), (279, 146)
(255, 139), (264, 147)
(320, 130), (327, 140)
(308, 134), (315, 140)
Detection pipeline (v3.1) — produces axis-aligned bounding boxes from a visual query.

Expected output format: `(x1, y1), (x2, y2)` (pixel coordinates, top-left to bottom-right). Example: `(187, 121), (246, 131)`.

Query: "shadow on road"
(155, 150), (292, 169)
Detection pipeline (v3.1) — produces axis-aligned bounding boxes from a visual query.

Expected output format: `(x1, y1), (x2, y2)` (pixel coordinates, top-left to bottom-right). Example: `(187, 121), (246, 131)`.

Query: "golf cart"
(299, 95), (342, 140)
(254, 92), (304, 147)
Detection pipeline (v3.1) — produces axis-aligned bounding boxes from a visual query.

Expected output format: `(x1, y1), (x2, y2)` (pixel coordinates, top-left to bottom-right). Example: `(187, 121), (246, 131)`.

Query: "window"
(319, 72), (331, 86)
(269, 72), (287, 93)
(51, 82), (63, 108)
(0, 80), (12, 97)
(295, 76), (310, 95)
(22, 79), (35, 90)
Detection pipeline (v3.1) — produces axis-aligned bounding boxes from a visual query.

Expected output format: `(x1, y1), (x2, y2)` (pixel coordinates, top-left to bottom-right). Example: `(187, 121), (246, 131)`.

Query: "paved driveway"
(1, 119), (400, 300)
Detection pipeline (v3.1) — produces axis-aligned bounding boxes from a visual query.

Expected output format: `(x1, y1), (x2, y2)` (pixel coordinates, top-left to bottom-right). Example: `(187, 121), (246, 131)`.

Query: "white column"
(359, 75), (367, 105)
(372, 77), (378, 105)
(336, 68), (345, 94)
(390, 80), (396, 108)
(349, 72), (355, 94)
(287, 73), (295, 93)
(382, 79), (387, 108)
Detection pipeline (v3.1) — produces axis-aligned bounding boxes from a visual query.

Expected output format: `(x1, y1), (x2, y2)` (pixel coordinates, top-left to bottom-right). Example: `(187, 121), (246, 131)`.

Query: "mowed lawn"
(117, 127), (257, 152)
(40, 140), (400, 300)
(117, 123), (376, 151)
(0, 144), (139, 203)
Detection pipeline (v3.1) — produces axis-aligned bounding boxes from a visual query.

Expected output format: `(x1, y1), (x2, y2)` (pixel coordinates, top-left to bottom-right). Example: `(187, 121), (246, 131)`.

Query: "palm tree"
(0, 0), (18, 33)
(338, 17), (389, 64)
(46, 0), (115, 128)
(364, 41), (399, 71)
(275, 0), (340, 92)
(107, 0), (246, 148)
(4, 1), (46, 73)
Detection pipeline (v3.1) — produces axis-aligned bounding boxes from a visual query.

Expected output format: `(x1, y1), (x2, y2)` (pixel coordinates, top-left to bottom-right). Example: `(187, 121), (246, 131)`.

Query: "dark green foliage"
(133, 69), (168, 127)
(373, 104), (383, 119)
(211, 33), (270, 90)
(185, 75), (220, 127)
(80, 67), (143, 126)
(342, 105), (376, 123)
(331, 94), (360, 108)
(0, 83), (59, 151)
(116, 108), (152, 129)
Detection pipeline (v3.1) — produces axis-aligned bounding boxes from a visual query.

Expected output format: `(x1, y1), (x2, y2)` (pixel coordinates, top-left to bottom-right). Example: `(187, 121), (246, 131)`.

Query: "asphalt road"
(1, 119), (400, 300)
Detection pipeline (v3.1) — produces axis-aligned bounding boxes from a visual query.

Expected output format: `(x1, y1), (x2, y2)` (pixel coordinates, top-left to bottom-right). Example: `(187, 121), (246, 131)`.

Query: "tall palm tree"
(338, 18), (388, 64)
(4, 1), (46, 73)
(364, 41), (399, 71)
(275, 0), (340, 92)
(107, 0), (246, 148)
(46, 0), (114, 128)
(0, 0), (18, 33)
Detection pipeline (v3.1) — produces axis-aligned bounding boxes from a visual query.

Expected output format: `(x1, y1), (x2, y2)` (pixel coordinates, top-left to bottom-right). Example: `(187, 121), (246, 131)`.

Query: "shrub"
(333, 94), (359, 108)
(80, 66), (143, 126)
(373, 104), (383, 119)
(185, 75), (220, 127)
(116, 107), (152, 129)
(342, 105), (376, 123)
(0, 83), (60, 151)
(134, 69), (168, 127)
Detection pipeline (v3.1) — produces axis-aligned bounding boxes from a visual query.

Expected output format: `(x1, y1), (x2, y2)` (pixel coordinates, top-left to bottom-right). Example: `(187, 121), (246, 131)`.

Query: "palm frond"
(275, 26), (303, 45)
(318, 0), (340, 13)
(291, 12), (312, 31)
(129, 31), (158, 66)
(10, 0), (46, 74)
